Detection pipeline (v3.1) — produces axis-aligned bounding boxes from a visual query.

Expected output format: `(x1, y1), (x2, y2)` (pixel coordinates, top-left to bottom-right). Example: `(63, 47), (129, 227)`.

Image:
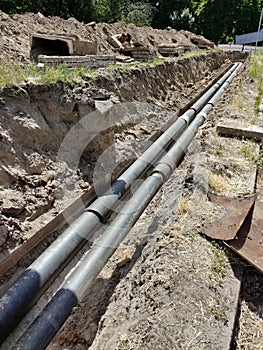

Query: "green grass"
(209, 241), (227, 287)
(209, 298), (228, 320)
(239, 141), (258, 163)
(249, 52), (263, 114)
(0, 62), (94, 88)
(211, 241), (227, 276)
(256, 149), (263, 170)
(182, 49), (207, 59)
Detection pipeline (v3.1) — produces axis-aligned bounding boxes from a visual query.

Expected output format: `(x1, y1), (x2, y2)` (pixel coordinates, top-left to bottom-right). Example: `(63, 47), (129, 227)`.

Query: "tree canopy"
(1, 0), (263, 43)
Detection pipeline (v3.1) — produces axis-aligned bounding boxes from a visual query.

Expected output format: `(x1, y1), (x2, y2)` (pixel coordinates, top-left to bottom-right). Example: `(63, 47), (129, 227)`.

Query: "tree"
(123, 2), (155, 26)
(150, 0), (193, 29)
(93, 0), (125, 23)
(193, 0), (237, 43)
(193, 0), (263, 43)
(170, 7), (195, 30)
(235, 0), (261, 35)
(0, 0), (95, 22)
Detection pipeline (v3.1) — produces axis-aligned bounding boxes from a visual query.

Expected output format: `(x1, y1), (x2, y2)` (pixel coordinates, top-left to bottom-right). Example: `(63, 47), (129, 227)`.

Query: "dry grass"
(177, 195), (192, 218)
(208, 173), (232, 193)
(236, 301), (263, 350)
(230, 95), (246, 114)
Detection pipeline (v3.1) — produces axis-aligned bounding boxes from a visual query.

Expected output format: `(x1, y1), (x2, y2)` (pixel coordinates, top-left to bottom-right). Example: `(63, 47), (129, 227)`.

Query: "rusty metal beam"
(226, 200), (263, 273)
(201, 193), (263, 273)
(201, 193), (256, 240)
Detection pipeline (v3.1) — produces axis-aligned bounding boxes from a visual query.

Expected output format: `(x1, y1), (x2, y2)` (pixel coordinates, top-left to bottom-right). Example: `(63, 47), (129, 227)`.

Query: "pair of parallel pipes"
(0, 62), (241, 349)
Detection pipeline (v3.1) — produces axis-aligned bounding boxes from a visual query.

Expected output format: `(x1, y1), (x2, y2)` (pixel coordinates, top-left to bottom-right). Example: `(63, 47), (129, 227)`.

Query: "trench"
(0, 51), (249, 350)
(0, 51), (241, 265)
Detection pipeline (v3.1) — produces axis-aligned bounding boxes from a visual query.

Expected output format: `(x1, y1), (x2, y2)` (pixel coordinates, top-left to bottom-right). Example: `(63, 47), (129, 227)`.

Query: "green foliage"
(182, 49), (207, 58)
(0, 0), (95, 21)
(123, 2), (154, 27)
(151, 0), (193, 29)
(209, 297), (227, 320)
(257, 149), (263, 170)
(170, 8), (195, 30)
(93, 0), (125, 23)
(210, 241), (226, 276)
(249, 52), (263, 114)
(240, 143), (256, 161)
(193, 0), (237, 43)
(0, 62), (24, 87)
(193, 0), (263, 43)
(1, 0), (263, 44)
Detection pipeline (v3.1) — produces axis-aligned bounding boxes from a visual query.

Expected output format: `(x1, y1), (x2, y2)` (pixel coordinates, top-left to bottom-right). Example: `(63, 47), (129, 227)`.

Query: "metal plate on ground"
(225, 201), (263, 273)
(201, 193), (256, 240)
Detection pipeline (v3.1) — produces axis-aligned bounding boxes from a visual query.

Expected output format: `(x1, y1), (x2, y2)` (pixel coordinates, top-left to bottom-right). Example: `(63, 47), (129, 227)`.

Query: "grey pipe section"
(87, 62), (240, 218)
(0, 62), (240, 344)
(154, 62), (242, 180)
(13, 62), (241, 350)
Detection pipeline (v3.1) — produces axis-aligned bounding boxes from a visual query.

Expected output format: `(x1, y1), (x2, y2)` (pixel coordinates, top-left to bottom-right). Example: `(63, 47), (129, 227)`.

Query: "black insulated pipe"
(12, 62), (241, 350)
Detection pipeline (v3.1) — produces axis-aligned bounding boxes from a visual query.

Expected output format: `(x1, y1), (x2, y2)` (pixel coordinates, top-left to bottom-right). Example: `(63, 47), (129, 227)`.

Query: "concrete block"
(217, 122), (263, 141)
(74, 40), (98, 55)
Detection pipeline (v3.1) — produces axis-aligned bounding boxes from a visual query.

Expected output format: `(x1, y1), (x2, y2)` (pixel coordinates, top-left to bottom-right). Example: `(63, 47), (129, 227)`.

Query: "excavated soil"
(0, 11), (262, 350)
(0, 11), (214, 64)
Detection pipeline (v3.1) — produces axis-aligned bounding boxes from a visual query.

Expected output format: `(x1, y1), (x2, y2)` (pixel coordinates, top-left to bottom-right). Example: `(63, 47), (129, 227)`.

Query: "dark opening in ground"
(30, 37), (70, 61)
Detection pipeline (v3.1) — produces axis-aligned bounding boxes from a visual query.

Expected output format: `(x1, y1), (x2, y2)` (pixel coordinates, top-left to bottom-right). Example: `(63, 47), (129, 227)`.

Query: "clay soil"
(0, 11), (262, 350)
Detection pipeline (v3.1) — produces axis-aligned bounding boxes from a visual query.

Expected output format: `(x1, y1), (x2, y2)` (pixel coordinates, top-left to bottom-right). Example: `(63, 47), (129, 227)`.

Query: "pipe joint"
(179, 109), (195, 125)
(152, 163), (173, 182)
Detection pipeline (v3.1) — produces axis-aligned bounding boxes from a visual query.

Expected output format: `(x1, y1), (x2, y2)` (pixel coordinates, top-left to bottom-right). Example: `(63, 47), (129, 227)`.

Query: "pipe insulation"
(12, 62), (242, 350)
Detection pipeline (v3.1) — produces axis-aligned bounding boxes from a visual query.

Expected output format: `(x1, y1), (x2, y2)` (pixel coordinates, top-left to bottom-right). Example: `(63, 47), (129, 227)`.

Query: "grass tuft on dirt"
(0, 62), (93, 88)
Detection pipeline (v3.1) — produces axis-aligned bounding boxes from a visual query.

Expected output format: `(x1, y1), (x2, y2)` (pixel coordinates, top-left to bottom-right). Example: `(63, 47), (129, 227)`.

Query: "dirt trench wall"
(0, 51), (240, 260)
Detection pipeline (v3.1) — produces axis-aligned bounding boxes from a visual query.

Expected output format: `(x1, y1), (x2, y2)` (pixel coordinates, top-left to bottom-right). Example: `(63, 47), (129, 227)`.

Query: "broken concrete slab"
(116, 55), (134, 63)
(217, 121), (263, 141)
(30, 33), (74, 55)
(157, 44), (186, 57)
(120, 47), (156, 61)
(1, 189), (26, 216)
(38, 54), (116, 68)
(30, 33), (98, 61)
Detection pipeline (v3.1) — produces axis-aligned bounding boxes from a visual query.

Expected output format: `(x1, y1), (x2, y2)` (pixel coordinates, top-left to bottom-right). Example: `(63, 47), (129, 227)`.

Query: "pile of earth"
(0, 11), (215, 63)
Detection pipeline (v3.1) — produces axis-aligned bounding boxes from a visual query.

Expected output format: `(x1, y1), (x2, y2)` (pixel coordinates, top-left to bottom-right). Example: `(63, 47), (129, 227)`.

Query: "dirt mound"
(0, 11), (215, 63)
